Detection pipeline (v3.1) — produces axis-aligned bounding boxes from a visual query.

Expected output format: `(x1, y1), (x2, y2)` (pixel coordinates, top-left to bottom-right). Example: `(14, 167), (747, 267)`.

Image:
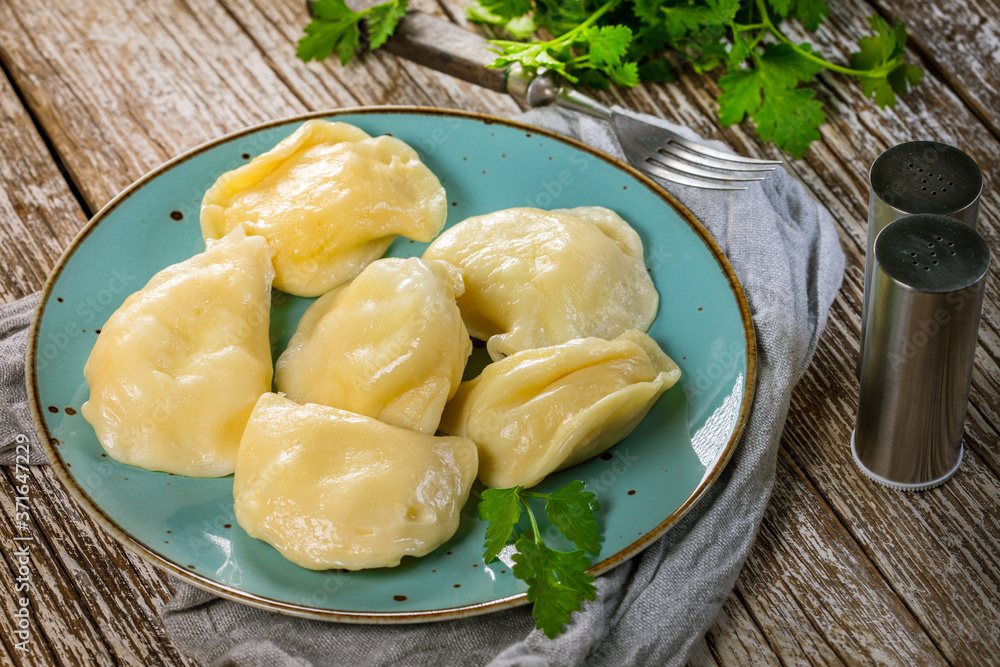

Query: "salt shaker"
(859, 142), (983, 375)
(853, 214), (990, 490)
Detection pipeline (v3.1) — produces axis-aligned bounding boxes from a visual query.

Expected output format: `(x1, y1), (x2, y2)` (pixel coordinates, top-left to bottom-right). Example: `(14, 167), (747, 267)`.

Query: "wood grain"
(739, 450), (946, 665)
(0, 69), (88, 301)
(876, 0), (1000, 141)
(0, 465), (193, 666)
(700, 596), (781, 667)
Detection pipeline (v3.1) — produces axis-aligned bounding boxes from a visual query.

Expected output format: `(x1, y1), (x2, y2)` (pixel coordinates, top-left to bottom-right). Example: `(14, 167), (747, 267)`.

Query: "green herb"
(470, 0), (924, 157)
(298, 0), (923, 157)
(479, 480), (602, 638)
(297, 0), (407, 64)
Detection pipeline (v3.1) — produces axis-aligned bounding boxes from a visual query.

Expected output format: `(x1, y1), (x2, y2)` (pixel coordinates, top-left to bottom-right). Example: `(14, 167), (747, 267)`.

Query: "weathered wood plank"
(875, 0), (1000, 141)
(0, 0), (519, 215)
(0, 49), (190, 667)
(738, 449), (946, 665)
(0, 0), (310, 208)
(700, 594), (781, 667)
(0, 465), (111, 665)
(784, 294), (1000, 665)
(29, 464), (193, 665)
(0, 464), (194, 666)
(0, 68), (89, 301)
(217, 0), (521, 115)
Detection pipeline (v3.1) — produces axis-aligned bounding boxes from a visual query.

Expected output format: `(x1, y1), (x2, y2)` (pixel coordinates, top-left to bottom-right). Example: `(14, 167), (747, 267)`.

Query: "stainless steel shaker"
(853, 214), (990, 490)
(859, 142), (983, 374)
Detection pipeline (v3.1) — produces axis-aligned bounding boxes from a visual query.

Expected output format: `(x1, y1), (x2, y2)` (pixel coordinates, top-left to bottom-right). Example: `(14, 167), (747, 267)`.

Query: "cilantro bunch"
(299, 0), (923, 157)
(479, 481), (602, 637)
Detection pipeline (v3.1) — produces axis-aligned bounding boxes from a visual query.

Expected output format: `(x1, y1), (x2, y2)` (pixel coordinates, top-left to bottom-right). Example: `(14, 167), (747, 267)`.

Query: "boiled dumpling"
(201, 119), (447, 297)
(275, 257), (471, 434)
(440, 330), (680, 489)
(422, 206), (658, 361)
(81, 226), (274, 477)
(233, 393), (478, 570)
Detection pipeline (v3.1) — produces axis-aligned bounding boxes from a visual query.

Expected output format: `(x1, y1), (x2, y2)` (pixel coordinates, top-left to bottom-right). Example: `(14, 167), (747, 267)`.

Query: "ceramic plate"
(28, 108), (755, 622)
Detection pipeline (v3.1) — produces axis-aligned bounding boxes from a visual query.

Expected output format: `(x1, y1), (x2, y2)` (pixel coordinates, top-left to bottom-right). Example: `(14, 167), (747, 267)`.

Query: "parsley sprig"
(298, 0), (923, 157)
(298, 0), (407, 64)
(479, 481), (602, 638)
(469, 0), (924, 157)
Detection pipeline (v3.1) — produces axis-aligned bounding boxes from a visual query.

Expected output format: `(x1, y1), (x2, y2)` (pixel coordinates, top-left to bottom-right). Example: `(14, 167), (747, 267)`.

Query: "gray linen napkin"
(1, 292), (45, 464)
(159, 107), (845, 666)
(0, 107), (846, 665)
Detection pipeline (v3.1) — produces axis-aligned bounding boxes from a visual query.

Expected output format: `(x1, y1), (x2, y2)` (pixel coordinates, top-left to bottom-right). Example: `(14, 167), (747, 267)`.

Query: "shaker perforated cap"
(854, 214), (990, 491)
(870, 142), (983, 217)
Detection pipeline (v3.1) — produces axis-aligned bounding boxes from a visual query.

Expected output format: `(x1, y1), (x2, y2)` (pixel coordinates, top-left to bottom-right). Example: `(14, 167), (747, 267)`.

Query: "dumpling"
(440, 331), (680, 489)
(233, 393), (478, 570)
(275, 257), (471, 434)
(422, 206), (658, 361)
(81, 226), (274, 477)
(201, 119), (447, 297)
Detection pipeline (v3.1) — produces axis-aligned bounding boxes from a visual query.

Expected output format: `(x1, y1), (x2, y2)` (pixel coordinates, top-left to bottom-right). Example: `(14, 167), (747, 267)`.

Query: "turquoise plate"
(28, 108), (756, 623)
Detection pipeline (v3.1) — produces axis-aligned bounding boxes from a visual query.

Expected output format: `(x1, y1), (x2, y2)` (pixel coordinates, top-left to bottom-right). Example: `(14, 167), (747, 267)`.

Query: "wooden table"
(1, 0), (998, 663)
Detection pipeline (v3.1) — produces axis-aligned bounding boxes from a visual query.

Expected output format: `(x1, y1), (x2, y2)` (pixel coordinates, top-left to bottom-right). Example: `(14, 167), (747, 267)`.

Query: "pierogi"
(422, 206), (658, 361)
(201, 119), (447, 296)
(439, 330), (680, 489)
(275, 257), (471, 433)
(81, 226), (274, 477)
(233, 393), (478, 570)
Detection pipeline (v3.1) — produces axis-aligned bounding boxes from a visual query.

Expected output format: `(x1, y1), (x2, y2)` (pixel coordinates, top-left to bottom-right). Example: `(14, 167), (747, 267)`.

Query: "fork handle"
(381, 10), (508, 93)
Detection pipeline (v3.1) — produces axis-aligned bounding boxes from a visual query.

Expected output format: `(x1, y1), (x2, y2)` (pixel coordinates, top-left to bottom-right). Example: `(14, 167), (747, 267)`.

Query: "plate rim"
(26, 105), (757, 624)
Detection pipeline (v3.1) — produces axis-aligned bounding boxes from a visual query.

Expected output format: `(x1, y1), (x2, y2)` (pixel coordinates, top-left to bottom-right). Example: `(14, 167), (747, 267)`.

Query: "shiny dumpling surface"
(440, 331), (680, 489)
(422, 206), (658, 361)
(201, 119), (447, 296)
(234, 393), (478, 570)
(275, 257), (471, 434)
(81, 226), (274, 477)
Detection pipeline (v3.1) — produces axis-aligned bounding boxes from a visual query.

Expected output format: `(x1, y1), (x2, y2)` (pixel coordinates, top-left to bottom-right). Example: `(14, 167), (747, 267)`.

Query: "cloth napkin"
(0, 106), (845, 666)
(1, 292), (45, 464)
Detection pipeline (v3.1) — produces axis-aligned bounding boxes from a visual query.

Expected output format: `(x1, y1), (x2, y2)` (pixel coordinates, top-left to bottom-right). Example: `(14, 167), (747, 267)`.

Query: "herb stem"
(522, 498), (543, 546)
(753, 0), (894, 77)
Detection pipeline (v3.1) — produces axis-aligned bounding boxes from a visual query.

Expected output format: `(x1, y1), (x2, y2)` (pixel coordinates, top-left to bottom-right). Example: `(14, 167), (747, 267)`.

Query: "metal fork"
(375, 10), (782, 190)
(509, 70), (782, 191)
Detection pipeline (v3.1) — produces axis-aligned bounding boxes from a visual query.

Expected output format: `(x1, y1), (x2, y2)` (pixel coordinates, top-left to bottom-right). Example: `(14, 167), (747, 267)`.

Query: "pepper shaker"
(853, 214), (990, 490)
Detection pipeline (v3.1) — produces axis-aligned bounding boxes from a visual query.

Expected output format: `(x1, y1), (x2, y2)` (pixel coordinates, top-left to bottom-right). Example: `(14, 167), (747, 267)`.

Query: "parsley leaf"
(754, 84), (824, 158)
(478, 480), (601, 637)
(366, 0), (408, 50)
(586, 25), (633, 67)
(298, 0), (363, 64)
(513, 536), (597, 639)
(717, 42), (825, 157)
(717, 68), (763, 126)
(478, 0), (533, 22)
(298, 0), (408, 65)
(793, 0), (829, 32)
(527, 481), (602, 556)
(850, 16), (922, 108)
(479, 486), (523, 563)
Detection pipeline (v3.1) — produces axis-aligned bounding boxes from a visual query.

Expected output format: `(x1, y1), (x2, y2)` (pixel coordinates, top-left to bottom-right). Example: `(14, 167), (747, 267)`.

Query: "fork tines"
(613, 112), (782, 191)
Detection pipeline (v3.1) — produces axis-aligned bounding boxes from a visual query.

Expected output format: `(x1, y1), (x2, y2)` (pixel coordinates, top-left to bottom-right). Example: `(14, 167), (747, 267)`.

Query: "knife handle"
(382, 11), (508, 93)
